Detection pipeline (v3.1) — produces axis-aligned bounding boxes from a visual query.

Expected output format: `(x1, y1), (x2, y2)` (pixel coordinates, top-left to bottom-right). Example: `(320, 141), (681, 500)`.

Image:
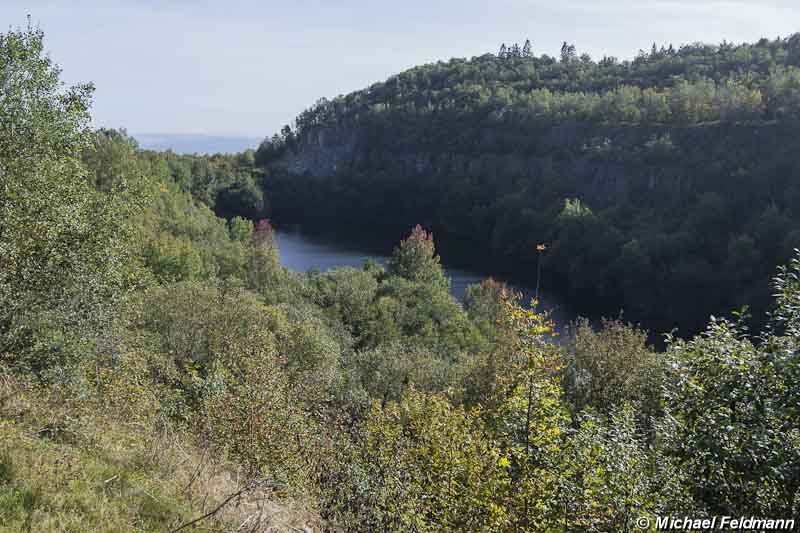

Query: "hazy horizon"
(4, 1), (799, 138)
(132, 132), (261, 154)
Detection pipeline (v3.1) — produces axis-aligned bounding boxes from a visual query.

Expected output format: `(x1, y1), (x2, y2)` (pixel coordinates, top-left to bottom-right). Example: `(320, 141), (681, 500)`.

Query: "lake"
(274, 224), (572, 329)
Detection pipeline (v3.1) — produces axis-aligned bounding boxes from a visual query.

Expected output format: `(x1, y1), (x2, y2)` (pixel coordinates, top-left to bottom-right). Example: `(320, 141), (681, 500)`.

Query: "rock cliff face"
(262, 117), (800, 336)
(271, 120), (796, 211)
(279, 127), (360, 178)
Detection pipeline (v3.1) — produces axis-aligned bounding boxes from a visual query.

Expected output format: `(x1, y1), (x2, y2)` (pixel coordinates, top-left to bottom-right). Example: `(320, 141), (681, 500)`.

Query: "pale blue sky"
(4, 1), (798, 138)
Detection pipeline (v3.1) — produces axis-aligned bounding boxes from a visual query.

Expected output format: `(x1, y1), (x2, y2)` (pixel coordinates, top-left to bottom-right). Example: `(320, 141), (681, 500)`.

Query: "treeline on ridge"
(259, 34), (800, 159)
(254, 35), (800, 336)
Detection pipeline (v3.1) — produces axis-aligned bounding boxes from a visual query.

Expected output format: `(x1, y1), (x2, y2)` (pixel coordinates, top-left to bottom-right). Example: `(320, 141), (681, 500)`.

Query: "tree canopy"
(2, 24), (800, 532)
(258, 34), (800, 336)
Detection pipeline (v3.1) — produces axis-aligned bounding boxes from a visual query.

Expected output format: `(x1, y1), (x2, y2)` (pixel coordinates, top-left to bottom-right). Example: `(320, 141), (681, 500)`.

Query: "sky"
(4, 1), (799, 139)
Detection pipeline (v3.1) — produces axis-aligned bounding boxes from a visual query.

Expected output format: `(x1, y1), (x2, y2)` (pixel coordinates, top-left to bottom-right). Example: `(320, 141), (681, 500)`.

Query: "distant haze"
(4, 1), (799, 138)
(133, 133), (261, 155)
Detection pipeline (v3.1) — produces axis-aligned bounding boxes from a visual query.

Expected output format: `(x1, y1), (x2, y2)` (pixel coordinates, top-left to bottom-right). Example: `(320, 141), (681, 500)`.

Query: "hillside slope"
(258, 36), (800, 335)
(5, 25), (800, 530)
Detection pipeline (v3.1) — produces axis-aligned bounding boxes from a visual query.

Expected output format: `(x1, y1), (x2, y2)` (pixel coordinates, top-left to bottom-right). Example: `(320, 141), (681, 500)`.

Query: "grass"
(0, 368), (317, 532)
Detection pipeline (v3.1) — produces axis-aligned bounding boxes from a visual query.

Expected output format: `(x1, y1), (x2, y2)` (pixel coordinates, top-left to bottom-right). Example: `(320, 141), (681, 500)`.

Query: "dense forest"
(2, 26), (800, 531)
(255, 35), (800, 336)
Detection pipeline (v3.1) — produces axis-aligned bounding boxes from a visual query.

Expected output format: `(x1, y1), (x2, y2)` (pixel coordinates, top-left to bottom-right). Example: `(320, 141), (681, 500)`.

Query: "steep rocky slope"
(257, 39), (800, 335)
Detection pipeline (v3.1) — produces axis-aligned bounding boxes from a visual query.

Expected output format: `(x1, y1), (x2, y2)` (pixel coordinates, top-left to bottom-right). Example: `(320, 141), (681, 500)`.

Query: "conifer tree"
(388, 225), (449, 291)
(560, 41), (577, 63)
(522, 39), (532, 58)
(498, 43), (507, 59)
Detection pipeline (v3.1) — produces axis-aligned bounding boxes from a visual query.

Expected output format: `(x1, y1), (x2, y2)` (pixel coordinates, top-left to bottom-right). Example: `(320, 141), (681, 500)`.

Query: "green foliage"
(262, 35), (800, 337)
(0, 362), (316, 532)
(214, 176), (266, 220)
(311, 266), (380, 334)
(663, 311), (800, 515)
(557, 407), (693, 529)
(562, 318), (662, 422)
(258, 36), (800, 163)
(271, 304), (345, 395)
(82, 128), (142, 191)
(352, 342), (453, 404)
(771, 250), (800, 338)
(141, 231), (219, 282)
(0, 26), (136, 373)
(464, 278), (504, 319)
(154, 149), (266, 219)
(560, 197), (593, 219)
(246, 219), (284, 299)
(327, 390), (507, 532)
(227, 215), (253, 241)
(463, 278), (511, 343)
(363, 275), (482, 354)
(204, 329), (320, 493)
(137, 171), (250, 283)
(7, 23), (800, 532)
(768, 255), (800, 454)
(388, 225), (449, 291)
(322, 299), (696, 531)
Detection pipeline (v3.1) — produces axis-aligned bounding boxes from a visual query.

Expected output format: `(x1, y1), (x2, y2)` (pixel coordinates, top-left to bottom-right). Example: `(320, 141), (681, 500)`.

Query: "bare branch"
(169, 479), (261, 533)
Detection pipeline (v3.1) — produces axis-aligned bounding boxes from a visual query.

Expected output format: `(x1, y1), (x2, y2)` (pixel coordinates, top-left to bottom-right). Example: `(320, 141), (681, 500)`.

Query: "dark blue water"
(274, 225), (572, 328)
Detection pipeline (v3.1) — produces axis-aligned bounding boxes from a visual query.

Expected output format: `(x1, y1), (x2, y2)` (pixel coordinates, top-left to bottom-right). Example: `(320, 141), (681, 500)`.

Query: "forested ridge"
(2, 26), (800, 531)
(255, 35), (800, 336)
